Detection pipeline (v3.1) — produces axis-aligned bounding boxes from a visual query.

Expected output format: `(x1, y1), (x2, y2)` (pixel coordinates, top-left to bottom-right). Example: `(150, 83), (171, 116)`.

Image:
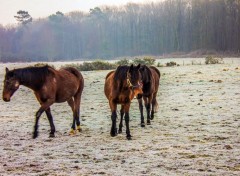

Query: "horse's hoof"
(110, 133), (117, 137)
(49, 133), (55, 138)
(110, 130), (117, 137)
(111, 128), (118, 137)
(33, 132), (38, 139)
(150, 116), (154, 120)
(69, 128), (76, 135)
(126, 135), (132, 140)
(147, 121), (151, 125)
(77, 125), (82, 132)
(141, 123), (145, 127)
(118, 129), (122, 134)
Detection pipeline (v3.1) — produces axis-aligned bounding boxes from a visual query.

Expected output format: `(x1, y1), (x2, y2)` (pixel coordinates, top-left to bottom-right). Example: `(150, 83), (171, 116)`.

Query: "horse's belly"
(55, 84), (78, 102)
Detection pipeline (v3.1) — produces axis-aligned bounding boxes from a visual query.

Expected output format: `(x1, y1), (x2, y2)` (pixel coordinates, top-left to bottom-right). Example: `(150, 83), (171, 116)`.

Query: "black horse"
(138, 65), (160, 127)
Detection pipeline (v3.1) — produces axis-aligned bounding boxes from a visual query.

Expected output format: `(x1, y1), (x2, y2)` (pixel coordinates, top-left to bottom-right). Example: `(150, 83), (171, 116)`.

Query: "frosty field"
(0, 58), (239, 175)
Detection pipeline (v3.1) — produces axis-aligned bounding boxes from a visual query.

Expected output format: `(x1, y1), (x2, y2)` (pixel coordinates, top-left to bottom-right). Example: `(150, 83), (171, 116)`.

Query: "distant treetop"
(14, 10), (32, 25)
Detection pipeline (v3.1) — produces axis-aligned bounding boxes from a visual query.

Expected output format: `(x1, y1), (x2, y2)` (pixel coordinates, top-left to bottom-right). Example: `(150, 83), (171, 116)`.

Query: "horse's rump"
(149, 66), (160, 112)
(59, 67), (84, 95)
(149, 66), (161, 78)
(106, 70), (115, 80)
(61, 67), (83, 81)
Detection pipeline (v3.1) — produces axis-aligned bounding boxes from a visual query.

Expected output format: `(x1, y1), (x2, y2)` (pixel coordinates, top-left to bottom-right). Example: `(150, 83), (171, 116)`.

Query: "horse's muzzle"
(131, 81), (143, 89)
(3, 93), (11, 102)
(3, 97), (10, 102)
(132, 82), (143, 96)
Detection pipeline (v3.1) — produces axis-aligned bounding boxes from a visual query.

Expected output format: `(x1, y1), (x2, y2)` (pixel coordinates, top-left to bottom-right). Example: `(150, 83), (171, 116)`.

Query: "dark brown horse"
(104, 64), (143, 140)
(137, 65), (160, 127)
(2, 65), (84, 138)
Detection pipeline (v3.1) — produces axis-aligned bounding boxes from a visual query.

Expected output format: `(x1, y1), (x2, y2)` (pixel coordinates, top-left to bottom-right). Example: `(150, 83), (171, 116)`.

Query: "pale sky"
(0, 0), (160, 26)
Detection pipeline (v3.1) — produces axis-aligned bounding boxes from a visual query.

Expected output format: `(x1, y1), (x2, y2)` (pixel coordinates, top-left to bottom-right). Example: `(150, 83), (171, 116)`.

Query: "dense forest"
(0, 0), (240, 62)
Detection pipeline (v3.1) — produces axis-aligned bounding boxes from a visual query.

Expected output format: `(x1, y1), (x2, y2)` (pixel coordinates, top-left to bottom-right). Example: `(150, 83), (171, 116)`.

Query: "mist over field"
(0, 0), (240, 62)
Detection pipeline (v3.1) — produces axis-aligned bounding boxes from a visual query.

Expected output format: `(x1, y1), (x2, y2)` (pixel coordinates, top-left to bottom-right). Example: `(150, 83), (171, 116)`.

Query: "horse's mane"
(14, 65), (51, 89)
(113, 65), (130, 91)
(114, 65), (129, 82)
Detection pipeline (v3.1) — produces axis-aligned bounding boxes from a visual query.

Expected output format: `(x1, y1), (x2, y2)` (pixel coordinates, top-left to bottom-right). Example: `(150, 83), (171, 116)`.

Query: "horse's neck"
(20, 81), (36, 90)
(17, 70), (40, 91)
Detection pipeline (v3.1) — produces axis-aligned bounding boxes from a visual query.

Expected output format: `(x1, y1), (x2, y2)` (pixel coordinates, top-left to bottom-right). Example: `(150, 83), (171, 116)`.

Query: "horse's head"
(127, 64), (143, 96)
(2, 68), (20, 102)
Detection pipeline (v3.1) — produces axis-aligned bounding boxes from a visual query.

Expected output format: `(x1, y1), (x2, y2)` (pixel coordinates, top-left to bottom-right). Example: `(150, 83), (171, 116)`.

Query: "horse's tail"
(154, 99), (159, 112)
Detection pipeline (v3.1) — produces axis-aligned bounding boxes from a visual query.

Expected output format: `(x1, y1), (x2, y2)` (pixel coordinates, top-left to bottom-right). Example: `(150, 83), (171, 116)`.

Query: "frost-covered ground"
(0, 58), (239, 175)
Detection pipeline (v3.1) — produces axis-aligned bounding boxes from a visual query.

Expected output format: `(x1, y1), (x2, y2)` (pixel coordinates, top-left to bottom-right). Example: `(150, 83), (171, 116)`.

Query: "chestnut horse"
(104, 64), (143, 140)
(2, 65), (84, 138)
(137, 65), (160, 127)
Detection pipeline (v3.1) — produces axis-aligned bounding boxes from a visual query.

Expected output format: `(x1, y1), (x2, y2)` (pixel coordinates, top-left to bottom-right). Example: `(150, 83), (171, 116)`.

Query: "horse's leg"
(45, 108), (56, 137)
(67, 98), (76, 135)
(138, 97), (145, 127)
(74, 90), (82, 132)
(124, 103), (132, 140)
(118, 105), (124, 134)
(110, 101), (117, 137)
(144, 95), (152, 125)
(151, 93), (157, 120)
(33, 100), (54, 139)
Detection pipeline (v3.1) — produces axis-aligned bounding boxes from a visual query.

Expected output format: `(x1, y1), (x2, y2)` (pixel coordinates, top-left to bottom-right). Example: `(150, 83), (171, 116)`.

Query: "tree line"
(0, 0), (239, 62)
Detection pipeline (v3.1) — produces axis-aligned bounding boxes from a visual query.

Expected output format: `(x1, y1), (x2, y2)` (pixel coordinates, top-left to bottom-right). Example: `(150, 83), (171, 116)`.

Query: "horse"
(104, 64), (143, 140)
(2, 65), (84, 139)
(137, 65), (160, 127)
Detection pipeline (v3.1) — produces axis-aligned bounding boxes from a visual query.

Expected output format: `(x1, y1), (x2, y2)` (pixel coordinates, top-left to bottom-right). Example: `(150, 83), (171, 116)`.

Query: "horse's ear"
(137, 64), (141, 70)
(5, 67), (9, 73)
(139, 65), (145, 72)
(129, 64), (133, 72)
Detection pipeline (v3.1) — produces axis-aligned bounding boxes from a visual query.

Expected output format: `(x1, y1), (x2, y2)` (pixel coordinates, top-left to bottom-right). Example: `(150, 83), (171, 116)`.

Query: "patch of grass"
(157, 62), (164, 67)
(132, 57), (156, 66)
(205, 56), (224, 64)
(33, 63), (55, 68)
(166, 61), (177, 67)
(115, 58), (130, 66)
(91, 60), (116, 70)
(63, 60), (116, 71)
(62, 57), (158, 71)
